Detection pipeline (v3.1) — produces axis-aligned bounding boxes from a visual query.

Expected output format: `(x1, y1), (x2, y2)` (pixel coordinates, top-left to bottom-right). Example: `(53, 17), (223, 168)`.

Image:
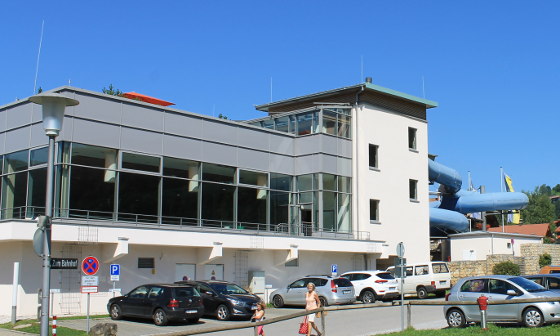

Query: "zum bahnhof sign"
(51, 258), (79, 269)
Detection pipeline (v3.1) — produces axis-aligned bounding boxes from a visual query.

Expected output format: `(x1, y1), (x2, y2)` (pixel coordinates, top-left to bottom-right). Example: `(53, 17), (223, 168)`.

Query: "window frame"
(369, 199), (380, 223)
(368, 144), (379, 170)
(408, 127), (417, 151)
(409, 179), (418, 202)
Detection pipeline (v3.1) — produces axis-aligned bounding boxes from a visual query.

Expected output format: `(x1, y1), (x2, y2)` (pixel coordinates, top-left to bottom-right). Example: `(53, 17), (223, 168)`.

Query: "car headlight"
(227, 298), (244, 306)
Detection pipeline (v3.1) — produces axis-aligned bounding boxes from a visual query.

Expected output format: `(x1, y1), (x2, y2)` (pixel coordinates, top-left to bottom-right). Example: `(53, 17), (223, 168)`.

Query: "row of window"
(369, 180), (418, 223)
(248, 107), (352, 139)
(0, 143), (352, 234)
(367, 126), (419, 223)
(368, 127), (418, 170)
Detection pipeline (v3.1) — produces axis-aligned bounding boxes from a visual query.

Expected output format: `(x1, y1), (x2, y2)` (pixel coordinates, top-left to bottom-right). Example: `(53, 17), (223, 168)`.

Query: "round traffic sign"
(81, 256), (100, 275)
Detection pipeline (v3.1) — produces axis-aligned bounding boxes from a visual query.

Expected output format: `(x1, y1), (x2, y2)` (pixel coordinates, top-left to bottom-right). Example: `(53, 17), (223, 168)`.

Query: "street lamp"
(29, 93), (79, 336)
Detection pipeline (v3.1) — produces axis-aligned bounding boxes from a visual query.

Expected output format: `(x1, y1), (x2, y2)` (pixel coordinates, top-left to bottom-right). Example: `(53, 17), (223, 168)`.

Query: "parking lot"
(58, 300), (447, 336)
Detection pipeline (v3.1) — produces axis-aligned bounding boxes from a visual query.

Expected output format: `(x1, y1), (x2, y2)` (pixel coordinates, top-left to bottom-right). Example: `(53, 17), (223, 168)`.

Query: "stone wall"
(448, 255), (523, 284)
(448, 244), (560, 284)
(520, 244), (560, 275)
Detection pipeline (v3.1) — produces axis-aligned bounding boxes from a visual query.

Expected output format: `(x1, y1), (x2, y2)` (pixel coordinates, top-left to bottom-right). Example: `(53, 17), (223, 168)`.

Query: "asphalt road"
(57, 301), (448, 336)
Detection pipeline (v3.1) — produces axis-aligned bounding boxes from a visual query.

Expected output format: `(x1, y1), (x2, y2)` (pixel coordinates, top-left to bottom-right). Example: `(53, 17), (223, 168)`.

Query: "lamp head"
(29, 93), (79, 136)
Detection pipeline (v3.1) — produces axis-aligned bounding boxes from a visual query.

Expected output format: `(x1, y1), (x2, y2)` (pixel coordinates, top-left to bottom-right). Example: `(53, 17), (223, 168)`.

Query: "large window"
(201, 182), (235, 226)
(321, 174), (351, 233)
(161, 177), (198, 225)
(202, 163), (235, 184)
(118, 172), (159, 222)
(237, 186), (267, 229)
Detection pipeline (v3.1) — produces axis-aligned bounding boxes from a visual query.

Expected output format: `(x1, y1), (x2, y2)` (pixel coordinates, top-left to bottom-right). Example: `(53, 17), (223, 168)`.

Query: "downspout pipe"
(353, 85), (365, 237)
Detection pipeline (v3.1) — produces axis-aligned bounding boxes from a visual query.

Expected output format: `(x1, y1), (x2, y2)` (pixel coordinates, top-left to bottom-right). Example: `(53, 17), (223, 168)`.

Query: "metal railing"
(145, 296), (560, 336)
(0, 206), (371, 241)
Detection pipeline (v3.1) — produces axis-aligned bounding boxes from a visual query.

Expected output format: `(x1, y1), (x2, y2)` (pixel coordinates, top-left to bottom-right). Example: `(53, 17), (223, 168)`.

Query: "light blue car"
(444, 275), (560, 328)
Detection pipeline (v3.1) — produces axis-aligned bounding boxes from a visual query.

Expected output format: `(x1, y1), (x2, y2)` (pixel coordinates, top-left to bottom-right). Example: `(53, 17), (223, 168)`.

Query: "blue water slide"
(428, 160), (462, 194)
(428, 159), (529, 232)
(430, 207), (469, 231)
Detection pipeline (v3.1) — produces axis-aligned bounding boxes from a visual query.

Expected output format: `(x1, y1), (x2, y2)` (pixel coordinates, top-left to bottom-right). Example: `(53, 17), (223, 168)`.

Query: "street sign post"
(81, 256), (99, 332)
(396, 242), (406, 331)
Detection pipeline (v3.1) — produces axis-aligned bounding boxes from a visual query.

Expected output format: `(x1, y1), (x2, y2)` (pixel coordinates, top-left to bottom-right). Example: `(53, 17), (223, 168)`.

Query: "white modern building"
(0, 80), (436, 315)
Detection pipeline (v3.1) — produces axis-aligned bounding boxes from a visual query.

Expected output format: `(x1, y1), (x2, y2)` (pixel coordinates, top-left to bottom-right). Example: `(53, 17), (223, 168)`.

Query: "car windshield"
(510, 277), (547, 293)
(376, 272), (395, 280)
(209, 283), (248, 295)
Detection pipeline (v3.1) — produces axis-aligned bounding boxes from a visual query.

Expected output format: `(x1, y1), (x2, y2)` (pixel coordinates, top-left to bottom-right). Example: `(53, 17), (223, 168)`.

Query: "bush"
(492, 261), (520, 275)
(539, 253), (552, 268)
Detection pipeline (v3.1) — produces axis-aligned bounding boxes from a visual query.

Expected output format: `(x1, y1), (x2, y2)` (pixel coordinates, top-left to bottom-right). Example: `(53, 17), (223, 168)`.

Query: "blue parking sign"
(110, 264), (120, 276)
(331, 264), (338, 274)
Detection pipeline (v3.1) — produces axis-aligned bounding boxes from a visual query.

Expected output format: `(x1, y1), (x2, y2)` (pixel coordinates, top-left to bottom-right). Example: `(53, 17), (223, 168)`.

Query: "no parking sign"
(81, 256), (100, 276)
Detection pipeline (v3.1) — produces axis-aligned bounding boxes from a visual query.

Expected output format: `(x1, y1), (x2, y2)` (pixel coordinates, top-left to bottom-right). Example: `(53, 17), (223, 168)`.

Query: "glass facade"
(0, 142), (353, 236)
(247, 106), (351, 139)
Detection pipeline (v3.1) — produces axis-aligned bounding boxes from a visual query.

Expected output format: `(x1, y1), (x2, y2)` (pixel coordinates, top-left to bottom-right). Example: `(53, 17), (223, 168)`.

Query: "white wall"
(352, 103), (430, 264)
(450, 234), (542, 261)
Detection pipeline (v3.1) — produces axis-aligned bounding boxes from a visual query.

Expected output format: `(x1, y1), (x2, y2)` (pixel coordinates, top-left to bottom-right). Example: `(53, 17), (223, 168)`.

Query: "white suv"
(341, 271), (400, 303)
(387, 261), (451, 299)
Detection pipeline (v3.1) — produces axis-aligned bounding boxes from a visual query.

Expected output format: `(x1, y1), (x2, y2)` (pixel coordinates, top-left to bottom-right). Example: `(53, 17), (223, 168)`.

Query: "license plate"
(389, 287), (396, 290)
(343, 290), (351, 294)
(439, 281), (446, 284)
(251, 305), (257, 310)
(186, 310), (198, 314)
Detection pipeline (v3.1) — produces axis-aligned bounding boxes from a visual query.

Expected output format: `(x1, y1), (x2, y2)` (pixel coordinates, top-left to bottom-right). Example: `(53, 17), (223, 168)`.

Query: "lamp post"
(29, 93), (79, 336)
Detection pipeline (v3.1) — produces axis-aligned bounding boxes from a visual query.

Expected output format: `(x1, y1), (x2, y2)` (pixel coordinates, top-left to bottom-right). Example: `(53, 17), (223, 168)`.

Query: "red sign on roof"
(123, 92), (174, 106)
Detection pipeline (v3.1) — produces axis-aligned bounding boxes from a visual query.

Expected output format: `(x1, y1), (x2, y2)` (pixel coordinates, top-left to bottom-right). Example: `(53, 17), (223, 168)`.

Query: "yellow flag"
(504, 174), (521, 224)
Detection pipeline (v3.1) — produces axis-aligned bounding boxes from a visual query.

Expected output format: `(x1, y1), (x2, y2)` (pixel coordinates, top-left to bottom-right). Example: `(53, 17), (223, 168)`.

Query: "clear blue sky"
(1, 1), (557, 193)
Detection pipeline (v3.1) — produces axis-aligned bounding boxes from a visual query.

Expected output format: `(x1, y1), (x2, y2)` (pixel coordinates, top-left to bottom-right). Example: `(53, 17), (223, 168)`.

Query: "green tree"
(539, 253), (552, 268)
(553, 184), (560, 195)
(218, 113), (228, 120)
(521, 193), (556, 224)
(102, 84), (123, 96)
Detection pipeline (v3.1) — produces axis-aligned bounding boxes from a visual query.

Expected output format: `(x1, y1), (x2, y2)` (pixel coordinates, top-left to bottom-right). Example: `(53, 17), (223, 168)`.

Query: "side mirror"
(506, 289), (517, 296)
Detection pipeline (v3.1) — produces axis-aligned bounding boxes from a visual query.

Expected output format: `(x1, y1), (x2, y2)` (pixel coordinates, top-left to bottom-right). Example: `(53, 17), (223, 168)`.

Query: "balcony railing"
(0, 206), (370, 241)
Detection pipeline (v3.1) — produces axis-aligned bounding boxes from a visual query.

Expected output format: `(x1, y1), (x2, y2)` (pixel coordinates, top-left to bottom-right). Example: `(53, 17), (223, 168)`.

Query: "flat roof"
(255, 82), (438, 112)
(448, 231), (543, 240)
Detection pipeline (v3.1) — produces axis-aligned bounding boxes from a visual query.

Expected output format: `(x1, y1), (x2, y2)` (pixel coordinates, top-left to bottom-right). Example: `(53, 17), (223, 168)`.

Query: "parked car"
(176, 280), (260, 321)
(270, 275), (355, 308)
(539, 265), (560, 274)
(523, 274), (560, 292)
(341, 271), (400, 303)
(387, 261), (451, 299)
(107, 283), (204, 326)
(444, 275), (560, 328)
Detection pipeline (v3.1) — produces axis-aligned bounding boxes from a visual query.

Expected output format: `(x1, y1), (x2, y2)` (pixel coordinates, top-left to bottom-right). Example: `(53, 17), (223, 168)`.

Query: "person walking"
(305, 282), (322, 336)
(252, 301), (266, 335)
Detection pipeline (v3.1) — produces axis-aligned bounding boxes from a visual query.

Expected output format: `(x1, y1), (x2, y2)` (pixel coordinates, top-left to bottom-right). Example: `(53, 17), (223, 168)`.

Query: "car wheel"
(446, 308), (466, 328)
(272, 295), (284, 308)
(153, 308), (168, 326)
(216, 304), (231, 321)
(417, 286), (428, 299)
(361, 290), (377, 304)
(109, 304), (122, 320)
(319, 296), (328, 307)
(523, 307), (544, 328)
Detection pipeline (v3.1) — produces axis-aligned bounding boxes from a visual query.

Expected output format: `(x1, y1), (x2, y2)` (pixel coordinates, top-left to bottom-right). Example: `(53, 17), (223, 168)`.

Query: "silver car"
(270, 276), (355, 307)
(444, 275), (560, 328)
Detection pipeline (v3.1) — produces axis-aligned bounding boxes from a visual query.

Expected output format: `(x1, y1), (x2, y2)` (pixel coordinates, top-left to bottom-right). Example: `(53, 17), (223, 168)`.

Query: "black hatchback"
(107, 283), (204, 326)
(176, 280), (260, 320)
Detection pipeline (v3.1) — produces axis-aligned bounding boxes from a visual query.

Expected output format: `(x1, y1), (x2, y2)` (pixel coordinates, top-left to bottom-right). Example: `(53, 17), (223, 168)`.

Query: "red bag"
(298, 316), (309, 334)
